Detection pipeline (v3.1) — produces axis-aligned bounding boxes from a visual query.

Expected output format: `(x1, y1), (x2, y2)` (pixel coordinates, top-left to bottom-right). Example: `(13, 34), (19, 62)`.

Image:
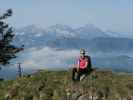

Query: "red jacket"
(78, 56), (91, 69)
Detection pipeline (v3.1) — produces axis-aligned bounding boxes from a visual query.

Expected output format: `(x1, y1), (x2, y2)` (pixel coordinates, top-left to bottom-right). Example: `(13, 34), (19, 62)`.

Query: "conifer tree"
(0, 9), (24, 66)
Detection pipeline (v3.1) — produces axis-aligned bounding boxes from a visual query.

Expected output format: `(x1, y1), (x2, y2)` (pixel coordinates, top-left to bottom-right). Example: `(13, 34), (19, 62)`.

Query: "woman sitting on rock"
(72, 49), (92, 81)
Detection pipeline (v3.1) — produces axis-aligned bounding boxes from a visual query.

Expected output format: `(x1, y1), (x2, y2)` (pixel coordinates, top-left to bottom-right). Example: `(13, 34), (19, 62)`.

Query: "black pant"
(72, 68), (88, 81)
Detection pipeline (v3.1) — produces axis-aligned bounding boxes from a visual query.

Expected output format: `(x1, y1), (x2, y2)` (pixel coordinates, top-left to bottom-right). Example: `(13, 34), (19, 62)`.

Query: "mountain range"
(12, 24), (133, 72)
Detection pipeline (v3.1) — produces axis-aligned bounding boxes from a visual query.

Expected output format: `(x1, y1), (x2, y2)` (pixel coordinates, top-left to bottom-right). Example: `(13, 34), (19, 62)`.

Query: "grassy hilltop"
(0, 69), (133, 100)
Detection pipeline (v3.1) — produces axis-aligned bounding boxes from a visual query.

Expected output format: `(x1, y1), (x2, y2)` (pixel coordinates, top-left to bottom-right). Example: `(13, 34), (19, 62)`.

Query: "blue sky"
(1, 0), (133, 33)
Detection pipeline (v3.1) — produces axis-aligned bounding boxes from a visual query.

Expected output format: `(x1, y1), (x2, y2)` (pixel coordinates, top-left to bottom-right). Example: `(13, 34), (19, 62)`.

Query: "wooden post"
(17, 63), (22, 77)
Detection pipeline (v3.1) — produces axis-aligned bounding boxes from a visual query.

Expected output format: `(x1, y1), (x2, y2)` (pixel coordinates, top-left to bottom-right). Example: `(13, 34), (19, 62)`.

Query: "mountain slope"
(92, 55), (133, 72)
(88, 37), (133, 52)
(76, 24), (108, 39)
(46, 37), (133, 53)
(106, 30), (133, 39)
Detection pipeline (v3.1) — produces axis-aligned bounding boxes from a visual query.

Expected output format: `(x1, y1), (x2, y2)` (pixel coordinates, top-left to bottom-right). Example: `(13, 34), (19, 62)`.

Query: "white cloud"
(20, 47), (79, 70)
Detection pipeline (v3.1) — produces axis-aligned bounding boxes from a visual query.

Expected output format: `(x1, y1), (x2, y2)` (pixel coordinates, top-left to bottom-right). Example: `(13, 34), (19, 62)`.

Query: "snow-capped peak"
(47, 24), (73, 31)
(46, 24), (76, 38)
(15, 24), (47, 36)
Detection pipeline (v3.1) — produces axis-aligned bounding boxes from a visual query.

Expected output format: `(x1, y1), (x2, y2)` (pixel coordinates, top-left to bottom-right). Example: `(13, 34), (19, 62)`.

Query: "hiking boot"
(80, 74), (86, 81)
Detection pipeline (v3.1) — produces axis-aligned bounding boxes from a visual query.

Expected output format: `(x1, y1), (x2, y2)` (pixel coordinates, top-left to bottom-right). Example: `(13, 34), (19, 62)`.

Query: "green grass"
(0, 69), (133, 100)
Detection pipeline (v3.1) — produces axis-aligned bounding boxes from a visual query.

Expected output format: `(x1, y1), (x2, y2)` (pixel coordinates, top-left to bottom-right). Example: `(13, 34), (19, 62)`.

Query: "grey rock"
(78, 94), (89, 100)
(71, 92), (81, 100)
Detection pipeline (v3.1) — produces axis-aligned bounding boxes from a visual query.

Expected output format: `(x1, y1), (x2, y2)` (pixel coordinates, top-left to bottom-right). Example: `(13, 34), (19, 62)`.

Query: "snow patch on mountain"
(46, 24), (76, 38)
